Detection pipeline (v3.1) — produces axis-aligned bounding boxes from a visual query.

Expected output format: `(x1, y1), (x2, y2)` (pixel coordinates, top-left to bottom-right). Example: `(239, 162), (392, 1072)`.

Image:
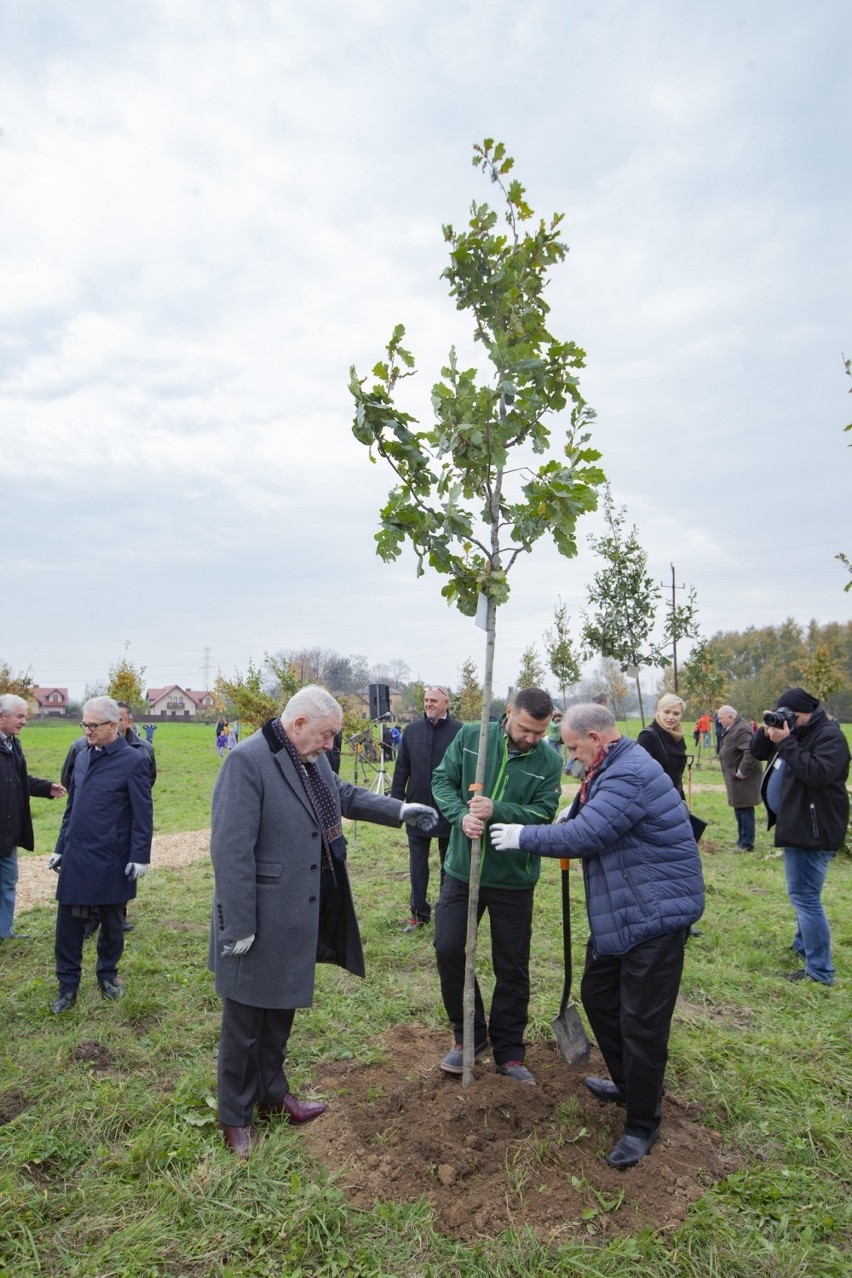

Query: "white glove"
(125, 862), (149, 879)
(490, 823), (524, 850)
(222, 934), (255, 957)
(555, 807), (571, 824)
(48, 853), (62, 872)
(400, 802), (438, 833)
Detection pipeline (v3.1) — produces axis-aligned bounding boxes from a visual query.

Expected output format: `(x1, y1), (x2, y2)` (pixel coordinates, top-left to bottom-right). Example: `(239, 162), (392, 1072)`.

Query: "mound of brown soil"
(302, 1023), (740, 1244)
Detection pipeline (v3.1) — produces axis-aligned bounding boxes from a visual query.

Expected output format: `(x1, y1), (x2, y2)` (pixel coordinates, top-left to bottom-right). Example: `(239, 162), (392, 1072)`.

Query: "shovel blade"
(552, 1003), (591, 1066)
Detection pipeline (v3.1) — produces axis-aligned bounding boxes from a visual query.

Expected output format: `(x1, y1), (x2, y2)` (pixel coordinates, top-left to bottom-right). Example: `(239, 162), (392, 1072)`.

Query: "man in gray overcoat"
(717, 705), (763, 851)
(209, 685), (437, 1158)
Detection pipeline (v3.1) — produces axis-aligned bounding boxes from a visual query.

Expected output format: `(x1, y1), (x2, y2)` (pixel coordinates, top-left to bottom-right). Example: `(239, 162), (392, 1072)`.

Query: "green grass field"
(1, 721), (849, 1275)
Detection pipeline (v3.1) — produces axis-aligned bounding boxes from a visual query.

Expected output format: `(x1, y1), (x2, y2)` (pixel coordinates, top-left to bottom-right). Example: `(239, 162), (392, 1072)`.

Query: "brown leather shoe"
(258, 1093), (328, 1124)
(220, 1124), (257, 1158)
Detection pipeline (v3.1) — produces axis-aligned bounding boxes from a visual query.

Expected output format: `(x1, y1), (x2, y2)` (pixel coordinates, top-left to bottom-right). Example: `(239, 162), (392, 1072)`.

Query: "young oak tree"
(515, 644), (546, 690)
(581, 487), (698, 727)
(349, 139), (604, 1083)
(452, 657), (483, 724)
(543, 596), (581, 708)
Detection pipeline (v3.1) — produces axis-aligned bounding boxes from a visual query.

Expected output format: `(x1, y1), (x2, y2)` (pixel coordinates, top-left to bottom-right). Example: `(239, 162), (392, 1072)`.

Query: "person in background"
(390, 686), (462, 933)
(0, 694), (66, 941)
(716, 705), (762, 851)
(750, 687), (849, 986)
(547, 711), (563, 755)
(636, 694), (687, 797)
(49, 697), (152, 1013)
(696, 712), (712, 751)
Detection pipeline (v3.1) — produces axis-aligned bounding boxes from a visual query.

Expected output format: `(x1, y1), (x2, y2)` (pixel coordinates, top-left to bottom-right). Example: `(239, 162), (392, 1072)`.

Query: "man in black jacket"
(750, 687), (849, 986)
(391, 686), (462, 932)
(0, 694), (66, 940)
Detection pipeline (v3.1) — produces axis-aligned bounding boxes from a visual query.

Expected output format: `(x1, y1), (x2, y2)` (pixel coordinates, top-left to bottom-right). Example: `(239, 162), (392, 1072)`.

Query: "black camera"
(763, 707), (796, 729)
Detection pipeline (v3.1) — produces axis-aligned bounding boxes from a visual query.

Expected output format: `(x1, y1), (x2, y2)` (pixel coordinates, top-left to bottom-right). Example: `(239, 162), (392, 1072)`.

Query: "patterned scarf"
(578, 737), (619, 806)
(263, 718), (346, 885)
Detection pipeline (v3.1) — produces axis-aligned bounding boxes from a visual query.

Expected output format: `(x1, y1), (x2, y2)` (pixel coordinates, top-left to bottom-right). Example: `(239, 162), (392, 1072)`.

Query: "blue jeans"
(0, 849), (19, 937)
(783, 849), (835, 984)
(734, 807), (755, 848)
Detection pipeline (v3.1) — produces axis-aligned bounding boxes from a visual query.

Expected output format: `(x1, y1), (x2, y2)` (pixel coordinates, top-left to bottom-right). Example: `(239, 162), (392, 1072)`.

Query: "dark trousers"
(408, 831), (449, 922)
(434, 874), (533, 1065)
(55, 903), (125, 993)
(217, 998), (296, 1127)
(734, 807), (755, 848)
(580, 929), (688, 1139)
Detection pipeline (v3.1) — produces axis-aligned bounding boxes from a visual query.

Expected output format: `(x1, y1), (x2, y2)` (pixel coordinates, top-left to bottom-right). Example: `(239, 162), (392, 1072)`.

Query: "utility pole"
(201, 646), (212, 692)
(664, 564), (685, 692)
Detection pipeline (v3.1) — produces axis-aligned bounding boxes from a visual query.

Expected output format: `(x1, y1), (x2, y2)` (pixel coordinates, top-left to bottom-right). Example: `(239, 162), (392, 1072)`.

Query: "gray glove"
(490, 823), (524, 850)
(125, 862), (149, 880)
(399, 802), (439, 833)
(222, 934), (255, 957)
(48, 853), (62, 873)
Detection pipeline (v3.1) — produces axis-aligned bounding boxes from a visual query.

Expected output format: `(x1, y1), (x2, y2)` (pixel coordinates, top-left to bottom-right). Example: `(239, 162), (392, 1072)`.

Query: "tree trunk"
(636, 676), (645, 728)
(462, 593), (497, 1085)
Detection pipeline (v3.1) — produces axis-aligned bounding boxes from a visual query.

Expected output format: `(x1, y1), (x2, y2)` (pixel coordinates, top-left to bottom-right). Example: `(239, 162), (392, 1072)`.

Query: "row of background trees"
(4, 615), (850, 731)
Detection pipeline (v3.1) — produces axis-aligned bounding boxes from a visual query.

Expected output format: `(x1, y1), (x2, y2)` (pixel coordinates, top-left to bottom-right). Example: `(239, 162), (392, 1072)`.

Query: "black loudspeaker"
(368, 683), (390, 719)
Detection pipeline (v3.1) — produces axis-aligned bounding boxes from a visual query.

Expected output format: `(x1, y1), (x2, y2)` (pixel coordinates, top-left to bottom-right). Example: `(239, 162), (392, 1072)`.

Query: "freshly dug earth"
(302, 1023), (741, 1244)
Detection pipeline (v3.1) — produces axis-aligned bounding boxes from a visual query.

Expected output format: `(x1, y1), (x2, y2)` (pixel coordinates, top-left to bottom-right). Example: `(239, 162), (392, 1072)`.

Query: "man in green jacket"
(431, 687), (562, 1084)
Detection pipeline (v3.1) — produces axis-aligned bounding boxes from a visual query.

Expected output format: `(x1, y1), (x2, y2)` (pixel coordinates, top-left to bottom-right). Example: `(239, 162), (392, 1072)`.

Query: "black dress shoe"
(220, 1124), (257, 1158)
(584, 1075), (625, 1102)
(51, 990), (77, 1014)
(259, 1093), (328, 1124)
(98, 979), (124, 1000)
(605, 1129), (659, 1169)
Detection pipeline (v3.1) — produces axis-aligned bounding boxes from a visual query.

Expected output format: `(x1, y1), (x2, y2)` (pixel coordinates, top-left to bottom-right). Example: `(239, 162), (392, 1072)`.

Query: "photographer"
(750, 688), (849, 986)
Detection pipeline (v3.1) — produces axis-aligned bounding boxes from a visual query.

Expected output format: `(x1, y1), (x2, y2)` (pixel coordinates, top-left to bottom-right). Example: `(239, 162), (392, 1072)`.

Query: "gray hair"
(282, 685), (342, 726)
(83, 696), (120, 723)
(0, 693), (28, 716)
(717, 704), (737, 719)
(564, 702), (617, 735)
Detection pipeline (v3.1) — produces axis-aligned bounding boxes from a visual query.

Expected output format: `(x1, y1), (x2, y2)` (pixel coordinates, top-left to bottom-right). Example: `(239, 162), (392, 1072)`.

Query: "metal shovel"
(552, 858), (591, 1065)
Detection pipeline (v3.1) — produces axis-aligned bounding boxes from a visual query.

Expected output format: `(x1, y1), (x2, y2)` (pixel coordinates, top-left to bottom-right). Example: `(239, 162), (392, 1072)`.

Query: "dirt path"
(16, 830), (210, 913)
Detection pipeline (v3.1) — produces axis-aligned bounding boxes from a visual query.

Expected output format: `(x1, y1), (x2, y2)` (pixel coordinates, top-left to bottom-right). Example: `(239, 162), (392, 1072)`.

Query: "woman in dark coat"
(636, 694), (688, 797)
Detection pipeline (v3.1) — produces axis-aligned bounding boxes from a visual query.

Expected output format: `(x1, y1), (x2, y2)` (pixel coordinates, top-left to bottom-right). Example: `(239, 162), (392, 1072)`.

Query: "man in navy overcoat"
(50, 696), (153, 1012)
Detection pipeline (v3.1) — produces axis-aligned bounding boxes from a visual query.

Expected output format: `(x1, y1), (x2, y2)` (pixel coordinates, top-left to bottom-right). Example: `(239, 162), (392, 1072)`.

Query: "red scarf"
(578, 737), (619, 805)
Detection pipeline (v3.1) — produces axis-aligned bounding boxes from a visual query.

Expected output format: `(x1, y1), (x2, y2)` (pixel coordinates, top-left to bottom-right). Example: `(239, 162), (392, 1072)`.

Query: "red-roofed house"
(30, 687), (70, 717)
(145, 686), (216, 718)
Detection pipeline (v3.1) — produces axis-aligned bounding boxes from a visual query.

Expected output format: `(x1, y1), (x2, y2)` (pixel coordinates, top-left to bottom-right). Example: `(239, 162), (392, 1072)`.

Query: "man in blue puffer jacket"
(491, 702), (704, 1170)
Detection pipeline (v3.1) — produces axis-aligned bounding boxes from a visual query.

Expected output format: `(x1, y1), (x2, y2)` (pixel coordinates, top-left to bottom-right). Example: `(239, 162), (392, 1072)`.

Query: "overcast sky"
(3, 1), (849, 705)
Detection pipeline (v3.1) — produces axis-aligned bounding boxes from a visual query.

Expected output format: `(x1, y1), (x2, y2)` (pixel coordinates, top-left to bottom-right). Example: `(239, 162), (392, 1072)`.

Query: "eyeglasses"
(81, 721), (111, 731)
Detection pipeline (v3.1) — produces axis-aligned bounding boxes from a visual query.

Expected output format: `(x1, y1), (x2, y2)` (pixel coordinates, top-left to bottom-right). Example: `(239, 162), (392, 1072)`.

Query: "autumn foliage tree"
(0, 661), (34, 700)
(106, 650), (147, 707)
